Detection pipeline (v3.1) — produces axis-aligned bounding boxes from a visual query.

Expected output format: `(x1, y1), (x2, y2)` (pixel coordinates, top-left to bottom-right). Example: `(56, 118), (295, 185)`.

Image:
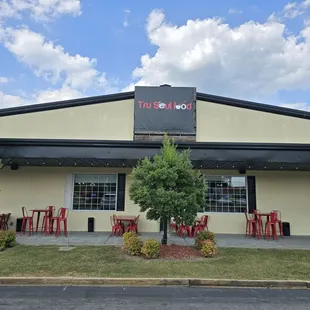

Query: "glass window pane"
(73, 174), (117, 211)
(204, 175), (247, 213)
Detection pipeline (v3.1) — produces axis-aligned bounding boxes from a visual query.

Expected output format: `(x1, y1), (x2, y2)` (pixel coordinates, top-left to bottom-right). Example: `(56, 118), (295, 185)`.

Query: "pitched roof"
(0, 89), (309, 120)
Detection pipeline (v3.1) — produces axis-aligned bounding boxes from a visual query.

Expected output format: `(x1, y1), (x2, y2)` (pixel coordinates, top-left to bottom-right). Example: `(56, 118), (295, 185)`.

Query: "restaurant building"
(1, 85), (310, 235)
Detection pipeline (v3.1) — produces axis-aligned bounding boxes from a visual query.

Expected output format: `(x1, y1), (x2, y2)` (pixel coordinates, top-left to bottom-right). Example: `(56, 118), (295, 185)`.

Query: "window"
(203, 176), (247, 213)
(72, 174), (117, 211)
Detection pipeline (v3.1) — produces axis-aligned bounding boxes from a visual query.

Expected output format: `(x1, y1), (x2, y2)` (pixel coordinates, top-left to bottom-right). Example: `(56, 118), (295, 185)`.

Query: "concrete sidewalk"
(17, 232), (310, 250)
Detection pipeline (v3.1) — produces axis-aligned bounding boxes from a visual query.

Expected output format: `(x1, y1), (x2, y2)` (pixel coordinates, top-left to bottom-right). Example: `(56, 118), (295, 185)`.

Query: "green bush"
(0, 231), (6, 251)
(126, 237), (143, 256)
(195, 231), (216, 249)
(5, 230), (16, 247)
(200, 240), (218, 258)
(0, 230), (16, 250)
(123, 231), (138, 250)
(141, 239), (160, 259)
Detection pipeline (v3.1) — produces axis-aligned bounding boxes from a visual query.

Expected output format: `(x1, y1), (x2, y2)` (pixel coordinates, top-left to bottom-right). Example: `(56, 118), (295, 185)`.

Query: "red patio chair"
(253, 210), (264, 239)
(110, 215), (123, 236)
(50, 207), (69, 237)
(265, 211), (278, 241)
(0, 214), (5, 230)
(42, 206), (55, 235)
(21, 207), (34, 236)
(169, 221), (178, 233)
(192, 222), (200, 237)
(199, 215), (210, 232)
(126, 215), (140, 234)
(271, 209), (283, 237)
(178, 223), (192, 238)
(244, 211), (256, 238)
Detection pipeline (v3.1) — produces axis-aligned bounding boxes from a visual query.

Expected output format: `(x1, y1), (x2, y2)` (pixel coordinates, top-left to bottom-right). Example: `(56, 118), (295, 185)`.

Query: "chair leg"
(64, 220), (68, 237)
(266, 224), (270, 240)
(28, 219), (33, 236)
(55, 220), (60, 237)
(279, 222), (283, 237)
(273, 224), (278, 241)
(21, 218), (26, 235)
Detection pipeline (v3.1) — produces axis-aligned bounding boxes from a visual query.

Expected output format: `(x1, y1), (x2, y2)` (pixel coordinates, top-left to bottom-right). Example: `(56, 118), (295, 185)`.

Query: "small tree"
(129, 135), (206, 244)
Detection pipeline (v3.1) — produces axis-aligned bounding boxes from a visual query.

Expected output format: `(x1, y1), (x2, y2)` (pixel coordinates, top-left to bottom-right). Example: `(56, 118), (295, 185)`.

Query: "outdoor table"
(115, 215), (136, 223)
(254, 212), (270, 237)
(115, 215), (136, 231)
(30, 209), (49, 233)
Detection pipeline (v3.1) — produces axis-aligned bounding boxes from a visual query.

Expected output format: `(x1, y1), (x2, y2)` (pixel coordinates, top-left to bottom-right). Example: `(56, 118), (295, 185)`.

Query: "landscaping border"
(0, 277), (308, 289)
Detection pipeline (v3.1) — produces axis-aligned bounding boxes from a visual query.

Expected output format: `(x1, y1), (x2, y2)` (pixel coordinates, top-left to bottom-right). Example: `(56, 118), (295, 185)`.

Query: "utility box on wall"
(134, 85), (196, 141)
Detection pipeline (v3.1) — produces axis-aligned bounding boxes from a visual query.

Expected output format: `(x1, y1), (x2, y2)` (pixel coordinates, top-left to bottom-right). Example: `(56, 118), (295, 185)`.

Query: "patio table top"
(115, 215), (136, 221)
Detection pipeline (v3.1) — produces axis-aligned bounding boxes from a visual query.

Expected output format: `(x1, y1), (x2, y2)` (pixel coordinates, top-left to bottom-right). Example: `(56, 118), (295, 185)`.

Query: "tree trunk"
(161, 217), (168, 245)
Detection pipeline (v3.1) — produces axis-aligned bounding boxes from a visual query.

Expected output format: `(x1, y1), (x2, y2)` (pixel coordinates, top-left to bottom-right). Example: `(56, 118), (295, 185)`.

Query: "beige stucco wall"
(0, 99), (134, 140)
(0, 167), (159, 233)
(1, 167), (309, 235)
(196, 100), (310, 143)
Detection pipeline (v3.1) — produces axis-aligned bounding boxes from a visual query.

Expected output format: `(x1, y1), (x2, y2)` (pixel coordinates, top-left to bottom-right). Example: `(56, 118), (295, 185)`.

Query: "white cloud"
(0, 0), (81, 22)
(0, 91), (27, 108)
(0, 0), (111, 108)
(126, 9), (310, 103)
(269, 0), (310, 21)
(228, 8), (243, 15)
(34, 86), (82, 103)
(0, 27), (108, 91)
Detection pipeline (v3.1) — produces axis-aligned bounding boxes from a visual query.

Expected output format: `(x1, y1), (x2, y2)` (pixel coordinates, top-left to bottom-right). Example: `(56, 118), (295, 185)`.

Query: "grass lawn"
(0, 245), (309, 280)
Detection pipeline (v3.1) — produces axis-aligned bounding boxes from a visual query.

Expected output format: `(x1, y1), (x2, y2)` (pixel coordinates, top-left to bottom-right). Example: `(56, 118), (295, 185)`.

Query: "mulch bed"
(159, 245), (201, 260)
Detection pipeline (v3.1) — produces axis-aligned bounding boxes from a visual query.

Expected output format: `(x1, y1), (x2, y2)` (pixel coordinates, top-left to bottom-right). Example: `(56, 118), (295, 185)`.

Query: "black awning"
(1, 138), (310, 170)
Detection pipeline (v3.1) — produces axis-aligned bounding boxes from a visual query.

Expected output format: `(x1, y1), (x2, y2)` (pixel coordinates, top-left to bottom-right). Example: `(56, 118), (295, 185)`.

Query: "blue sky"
(0, 0), (310, 110)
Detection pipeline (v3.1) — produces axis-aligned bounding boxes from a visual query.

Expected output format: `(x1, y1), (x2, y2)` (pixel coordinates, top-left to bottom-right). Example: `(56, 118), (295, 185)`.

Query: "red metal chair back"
(253, 209), (262, 220)
(110, 216), (114, 227)
(112, 214), (119, 226)
(22, 207), (28, 218)
(46, 206), (55, 217)
(4, 213), (10, 229)
(269, 211), (277, 223)
(244, 210), (252, 221)
(0, 214), (5, 230)
(134, 215), (140, 224)
(60, 207), (68, 219)
(271, 210), (281, 221)
(201, 215), (209, 228)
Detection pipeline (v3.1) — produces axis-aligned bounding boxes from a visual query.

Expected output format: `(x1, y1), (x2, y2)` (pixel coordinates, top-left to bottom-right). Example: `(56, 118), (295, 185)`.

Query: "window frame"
(71, 173), (119, 212)
(203, 174), (249, 214)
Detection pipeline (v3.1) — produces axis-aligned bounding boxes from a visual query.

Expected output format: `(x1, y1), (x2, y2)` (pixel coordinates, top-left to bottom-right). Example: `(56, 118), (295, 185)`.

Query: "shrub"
(0, 230), (16, 250)
(123, 231), (138, 250)
(5, 230), (16, 248)
(195, 231), (216, 249)
(141, 239), (160, 259)
(0, 231), (6, 251)
(200, 240), (218, 258)
(126, 236), (143, 256)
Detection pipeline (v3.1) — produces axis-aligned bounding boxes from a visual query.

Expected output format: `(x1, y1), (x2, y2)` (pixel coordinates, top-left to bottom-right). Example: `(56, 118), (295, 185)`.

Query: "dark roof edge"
(1, 138), (310, 151)
(0, 89), (309, 120)
(196, 92), (310, 120)
(0, 91), (135, 117)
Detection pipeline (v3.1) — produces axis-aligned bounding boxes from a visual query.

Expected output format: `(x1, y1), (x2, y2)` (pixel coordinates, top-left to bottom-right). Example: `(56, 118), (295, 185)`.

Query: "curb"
(0, 277), (308, 289)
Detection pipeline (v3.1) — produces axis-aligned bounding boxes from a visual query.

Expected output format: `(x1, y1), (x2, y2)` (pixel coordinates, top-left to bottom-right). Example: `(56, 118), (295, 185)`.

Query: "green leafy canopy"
(129, 134), (206, 226)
